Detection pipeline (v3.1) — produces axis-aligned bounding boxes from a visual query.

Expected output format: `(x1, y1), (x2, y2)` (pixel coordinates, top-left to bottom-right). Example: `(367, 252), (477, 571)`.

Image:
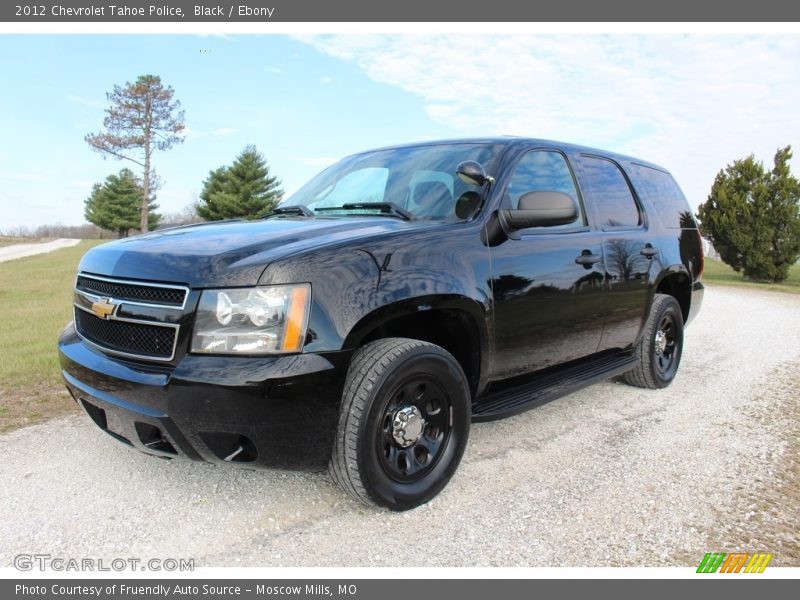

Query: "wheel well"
(656, 273), (691, 322)
(359, 309), (481, 398)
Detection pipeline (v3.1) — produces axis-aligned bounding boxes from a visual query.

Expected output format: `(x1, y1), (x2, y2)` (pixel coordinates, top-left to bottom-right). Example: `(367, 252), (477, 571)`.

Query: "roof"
(357, 136), (668, 173)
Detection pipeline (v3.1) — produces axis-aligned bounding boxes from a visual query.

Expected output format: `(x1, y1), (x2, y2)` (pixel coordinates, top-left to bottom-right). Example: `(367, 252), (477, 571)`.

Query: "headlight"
(191, 284), (311, 354)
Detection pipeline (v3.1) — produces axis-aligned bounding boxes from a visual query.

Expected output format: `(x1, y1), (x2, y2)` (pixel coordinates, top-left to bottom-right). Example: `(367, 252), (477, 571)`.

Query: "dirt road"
(0, 285), (797, 567)
(0, 239), (80, 262)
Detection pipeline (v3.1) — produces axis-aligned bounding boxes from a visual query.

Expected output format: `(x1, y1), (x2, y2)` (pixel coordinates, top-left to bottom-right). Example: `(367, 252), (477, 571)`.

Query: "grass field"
(703, 258), (800, 294)
(0, 240), (104, 431)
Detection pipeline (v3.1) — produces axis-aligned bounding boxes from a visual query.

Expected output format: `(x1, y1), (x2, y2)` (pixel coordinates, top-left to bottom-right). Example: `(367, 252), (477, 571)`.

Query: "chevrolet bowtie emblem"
(90, 297), (116, 319)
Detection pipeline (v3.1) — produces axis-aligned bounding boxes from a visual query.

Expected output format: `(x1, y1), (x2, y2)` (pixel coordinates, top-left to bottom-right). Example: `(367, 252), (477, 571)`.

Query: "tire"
(622, 293), (684, 389)
(329, 338), (471, 510)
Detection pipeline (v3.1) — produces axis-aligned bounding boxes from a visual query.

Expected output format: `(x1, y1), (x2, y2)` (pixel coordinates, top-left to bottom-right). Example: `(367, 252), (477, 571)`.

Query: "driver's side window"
(505, 150), (584, 229)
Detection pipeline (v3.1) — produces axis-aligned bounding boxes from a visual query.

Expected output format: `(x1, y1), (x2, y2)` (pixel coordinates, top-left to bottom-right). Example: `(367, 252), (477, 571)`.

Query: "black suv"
(59, 138), (704, 510)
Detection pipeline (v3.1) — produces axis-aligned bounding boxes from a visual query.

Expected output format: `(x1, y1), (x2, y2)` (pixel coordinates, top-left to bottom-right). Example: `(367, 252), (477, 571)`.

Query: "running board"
(472, 353), (637, 422)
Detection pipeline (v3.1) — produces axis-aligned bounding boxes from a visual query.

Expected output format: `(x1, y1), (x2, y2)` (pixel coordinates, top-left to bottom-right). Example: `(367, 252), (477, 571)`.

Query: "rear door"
(489, 148), (607, 380)
(574, 155), (652, 352)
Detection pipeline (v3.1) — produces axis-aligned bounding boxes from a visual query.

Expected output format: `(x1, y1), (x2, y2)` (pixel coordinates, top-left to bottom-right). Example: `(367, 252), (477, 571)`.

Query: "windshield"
(280, 143), (503, 221)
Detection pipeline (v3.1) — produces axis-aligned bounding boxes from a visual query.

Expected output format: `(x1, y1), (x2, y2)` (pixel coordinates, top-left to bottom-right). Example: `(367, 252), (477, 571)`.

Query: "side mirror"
(456, 161), (494, 186)
(500, 191), (578, 230)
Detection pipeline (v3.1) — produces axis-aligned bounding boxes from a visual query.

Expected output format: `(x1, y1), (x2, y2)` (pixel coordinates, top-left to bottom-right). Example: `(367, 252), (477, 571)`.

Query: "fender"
(342, 294), (488, 351)
(257, 221), (495, 362)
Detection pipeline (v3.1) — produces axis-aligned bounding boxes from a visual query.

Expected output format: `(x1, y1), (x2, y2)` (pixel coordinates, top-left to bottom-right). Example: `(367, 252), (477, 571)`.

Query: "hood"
(78, 217), (416, 287)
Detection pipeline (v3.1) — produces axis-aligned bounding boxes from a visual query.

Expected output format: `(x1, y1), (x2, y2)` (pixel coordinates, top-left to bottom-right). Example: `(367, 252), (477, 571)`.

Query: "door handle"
(575, 251), (601, 267)
(640, 245), (658, 258)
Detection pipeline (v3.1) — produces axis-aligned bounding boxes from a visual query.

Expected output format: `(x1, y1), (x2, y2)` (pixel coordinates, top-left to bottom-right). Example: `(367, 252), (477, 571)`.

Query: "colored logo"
(90, 297), (117, 319)
(697, 552), (773, 573)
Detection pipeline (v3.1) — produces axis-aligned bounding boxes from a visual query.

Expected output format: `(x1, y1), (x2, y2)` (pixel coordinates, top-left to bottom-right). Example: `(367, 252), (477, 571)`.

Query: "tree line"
(84, 144), (283, 236)
(83, 75), (282, 238)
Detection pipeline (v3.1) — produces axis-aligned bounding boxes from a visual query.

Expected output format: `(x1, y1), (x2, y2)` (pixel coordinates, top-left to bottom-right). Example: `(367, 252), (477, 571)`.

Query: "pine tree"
(196, 166), (231, 221)
(196, 146), (283, 220)
(84, 169), (160, 237)
(86, 75), (184, 232)
(698, 146), (800, 282)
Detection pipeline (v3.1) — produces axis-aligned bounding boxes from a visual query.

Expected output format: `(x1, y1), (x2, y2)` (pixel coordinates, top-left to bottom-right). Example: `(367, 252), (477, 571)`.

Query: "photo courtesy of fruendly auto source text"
(0, 0), (798, 597)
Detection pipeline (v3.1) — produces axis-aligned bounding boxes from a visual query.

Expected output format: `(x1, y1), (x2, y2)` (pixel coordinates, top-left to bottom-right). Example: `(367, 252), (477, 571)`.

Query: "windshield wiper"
(264, 205), (314, 218)
(314, 202), (412, 221)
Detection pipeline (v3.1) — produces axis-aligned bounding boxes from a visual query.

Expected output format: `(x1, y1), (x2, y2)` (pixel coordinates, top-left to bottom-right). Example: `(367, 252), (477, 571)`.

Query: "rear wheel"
(329, 338), (470, 510)
(623, 293), (684, 389)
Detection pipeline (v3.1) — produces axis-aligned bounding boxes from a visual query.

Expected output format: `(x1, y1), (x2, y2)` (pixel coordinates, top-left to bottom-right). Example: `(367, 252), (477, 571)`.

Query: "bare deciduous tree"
(86, 75), (185, 232)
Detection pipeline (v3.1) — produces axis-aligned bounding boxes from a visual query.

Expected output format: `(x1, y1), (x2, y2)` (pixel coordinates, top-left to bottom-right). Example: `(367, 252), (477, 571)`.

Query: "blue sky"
(0, 34), (798, 229)
(0, 35), (452, 229)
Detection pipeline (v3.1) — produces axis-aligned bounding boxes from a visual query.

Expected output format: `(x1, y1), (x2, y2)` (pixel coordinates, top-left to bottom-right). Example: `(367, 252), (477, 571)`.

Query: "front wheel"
(623, 293), (684, 389)
(329, 338), (470, 510)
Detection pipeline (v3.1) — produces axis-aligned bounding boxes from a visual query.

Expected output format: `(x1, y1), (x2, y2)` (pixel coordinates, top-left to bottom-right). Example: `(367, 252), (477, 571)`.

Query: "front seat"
(411, 181), (453, 219)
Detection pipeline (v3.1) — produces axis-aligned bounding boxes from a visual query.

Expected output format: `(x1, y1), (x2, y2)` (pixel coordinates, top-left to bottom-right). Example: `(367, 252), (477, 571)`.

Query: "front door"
(489, 149), (607, 380)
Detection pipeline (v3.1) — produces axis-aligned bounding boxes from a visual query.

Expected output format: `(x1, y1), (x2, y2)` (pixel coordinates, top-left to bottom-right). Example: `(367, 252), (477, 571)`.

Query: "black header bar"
(2, 0), (800, 22)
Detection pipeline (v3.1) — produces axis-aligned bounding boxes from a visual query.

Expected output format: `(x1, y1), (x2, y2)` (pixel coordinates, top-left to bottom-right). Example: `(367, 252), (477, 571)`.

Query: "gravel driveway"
(0, 239), (80, 262)
(1, 285), (798, 567)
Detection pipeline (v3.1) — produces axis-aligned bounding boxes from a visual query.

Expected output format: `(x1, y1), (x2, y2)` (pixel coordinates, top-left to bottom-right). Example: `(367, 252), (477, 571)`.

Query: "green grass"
(0, 240), (106, 431)
(702, 259), (800, 294)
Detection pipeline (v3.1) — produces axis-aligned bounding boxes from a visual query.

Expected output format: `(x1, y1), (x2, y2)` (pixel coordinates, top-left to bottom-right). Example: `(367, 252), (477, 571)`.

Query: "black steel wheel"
(329, 338), (470, 510)
(376, 376), (452, 483)
(623, 293), (684, 389)
(654, 312), (679, 378)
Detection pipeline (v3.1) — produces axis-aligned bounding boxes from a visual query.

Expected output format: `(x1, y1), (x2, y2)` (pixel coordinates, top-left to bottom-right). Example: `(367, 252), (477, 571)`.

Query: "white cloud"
(183, 126), (203, 139)
(66, 93), (105, 110)
(212, 127), (238, 137)
(299, 34), (800, 209)
(320, 76), (333, 84)
(265, 66), (284, 75)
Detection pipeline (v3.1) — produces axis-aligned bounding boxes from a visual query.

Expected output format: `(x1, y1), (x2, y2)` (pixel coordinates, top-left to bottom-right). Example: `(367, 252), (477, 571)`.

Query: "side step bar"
(472, 353), (637, 422)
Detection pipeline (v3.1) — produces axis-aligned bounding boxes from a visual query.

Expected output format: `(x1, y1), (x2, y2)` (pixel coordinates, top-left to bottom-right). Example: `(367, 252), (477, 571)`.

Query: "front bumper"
(59, 323), (347, 471)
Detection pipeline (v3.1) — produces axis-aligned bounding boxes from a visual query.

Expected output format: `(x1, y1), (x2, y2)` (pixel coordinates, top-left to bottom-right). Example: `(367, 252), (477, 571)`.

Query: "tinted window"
(505, 150), (582, 228)
(579, 156), (641, 229)
(629, 163), (694, 229)
(315, 168), (388, 207)
(410, 170), (453, 193)
(282, 143), (502, 221)
(408, 170), (455, 217)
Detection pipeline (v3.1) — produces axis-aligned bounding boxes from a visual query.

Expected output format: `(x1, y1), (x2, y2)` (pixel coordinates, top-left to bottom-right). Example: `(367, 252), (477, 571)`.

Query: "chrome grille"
(73, 273), (187, 362)
(75, 309), (176, 360)
(76, 275), (187, 308)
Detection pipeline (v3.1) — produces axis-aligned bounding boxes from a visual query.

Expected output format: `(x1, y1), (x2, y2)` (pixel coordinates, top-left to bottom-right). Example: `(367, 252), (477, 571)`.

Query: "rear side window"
(629, 163), (695, 229)
(579, 156), (641, 230)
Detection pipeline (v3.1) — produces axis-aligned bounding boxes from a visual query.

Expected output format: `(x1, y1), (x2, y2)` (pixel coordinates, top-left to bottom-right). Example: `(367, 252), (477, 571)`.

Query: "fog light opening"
(80, 399), (108, 430)
(135, 422), (177, 455)
(199, 432), (258, 463)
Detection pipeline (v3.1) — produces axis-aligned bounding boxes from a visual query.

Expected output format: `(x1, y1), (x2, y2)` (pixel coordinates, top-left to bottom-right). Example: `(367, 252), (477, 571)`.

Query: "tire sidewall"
(648, 297), (684, 388)
(357, 349), (470, 510)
